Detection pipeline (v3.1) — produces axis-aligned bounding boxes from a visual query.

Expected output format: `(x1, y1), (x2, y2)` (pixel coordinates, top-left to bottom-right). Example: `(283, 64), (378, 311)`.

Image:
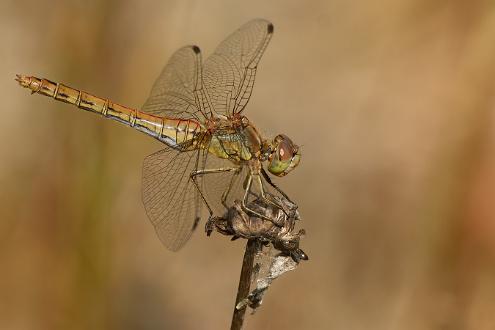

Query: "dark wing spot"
(267, 23), (274, 34)
(192, 45), (201, 54)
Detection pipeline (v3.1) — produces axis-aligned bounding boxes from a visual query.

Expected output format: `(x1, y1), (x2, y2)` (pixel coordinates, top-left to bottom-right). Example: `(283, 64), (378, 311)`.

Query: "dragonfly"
(15, 19), (301, 251)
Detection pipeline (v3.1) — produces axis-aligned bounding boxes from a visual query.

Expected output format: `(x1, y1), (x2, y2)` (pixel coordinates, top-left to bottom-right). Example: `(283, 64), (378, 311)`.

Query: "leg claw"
(205, 217), (215, 236)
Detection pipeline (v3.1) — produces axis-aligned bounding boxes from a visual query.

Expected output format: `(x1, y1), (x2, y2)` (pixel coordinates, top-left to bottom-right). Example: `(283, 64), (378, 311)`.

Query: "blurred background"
(2, 0), (495, 329)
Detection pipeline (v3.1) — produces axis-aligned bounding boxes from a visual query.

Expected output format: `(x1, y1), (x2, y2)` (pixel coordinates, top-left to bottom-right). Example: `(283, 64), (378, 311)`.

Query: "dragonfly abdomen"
(15, 75), (201, 148)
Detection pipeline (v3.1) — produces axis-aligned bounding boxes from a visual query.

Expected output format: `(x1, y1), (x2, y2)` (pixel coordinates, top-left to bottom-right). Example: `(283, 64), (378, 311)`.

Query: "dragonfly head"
(267, 134), (301, 177)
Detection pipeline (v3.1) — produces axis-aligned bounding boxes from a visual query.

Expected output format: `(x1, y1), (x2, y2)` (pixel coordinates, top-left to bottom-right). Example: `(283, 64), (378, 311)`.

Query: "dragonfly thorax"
(206, 118), (263, 163)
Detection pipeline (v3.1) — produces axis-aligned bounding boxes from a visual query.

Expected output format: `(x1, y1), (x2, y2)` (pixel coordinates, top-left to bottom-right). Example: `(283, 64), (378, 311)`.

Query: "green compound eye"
(268, 135), (301, 177)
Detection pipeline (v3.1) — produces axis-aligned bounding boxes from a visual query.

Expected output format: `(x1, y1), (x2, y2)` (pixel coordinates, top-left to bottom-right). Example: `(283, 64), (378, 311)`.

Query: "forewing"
(142, 148), (203, 251)
(142, 46), (210, 121)
(203, 19), (273, 116)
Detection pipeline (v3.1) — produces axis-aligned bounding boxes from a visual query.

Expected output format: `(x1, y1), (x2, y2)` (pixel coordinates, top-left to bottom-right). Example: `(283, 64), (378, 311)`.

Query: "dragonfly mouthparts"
(15, 74), (32, 88)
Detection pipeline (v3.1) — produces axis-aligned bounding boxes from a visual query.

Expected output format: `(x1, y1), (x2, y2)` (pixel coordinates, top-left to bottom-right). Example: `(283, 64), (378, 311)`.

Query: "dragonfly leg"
(241, 175), (279, 223)
(255, 175), (290, 219)
(190, 167), (240, 235)
(220, 168), (242, 209)
(260, 167), (295, 205)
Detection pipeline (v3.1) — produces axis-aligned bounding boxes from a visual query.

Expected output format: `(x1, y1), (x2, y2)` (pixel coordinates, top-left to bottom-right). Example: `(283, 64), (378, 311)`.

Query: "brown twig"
(230, 238), (261, 330)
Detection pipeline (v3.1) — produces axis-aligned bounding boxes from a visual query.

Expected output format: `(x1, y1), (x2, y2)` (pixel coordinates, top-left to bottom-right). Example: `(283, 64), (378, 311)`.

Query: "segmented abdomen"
(16, 75), (202, 149)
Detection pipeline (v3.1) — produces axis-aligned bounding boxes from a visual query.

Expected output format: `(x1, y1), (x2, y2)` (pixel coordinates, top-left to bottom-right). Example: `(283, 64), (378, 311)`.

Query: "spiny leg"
(190, 167), (240, 235)
(261, 167), (295, 205)
(255, 175), (290, 219)
(240, 174), (280, 224)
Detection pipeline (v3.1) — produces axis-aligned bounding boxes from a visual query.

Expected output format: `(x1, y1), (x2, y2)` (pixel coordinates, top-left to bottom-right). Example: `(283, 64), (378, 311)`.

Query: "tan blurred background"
(2, 0), (495, 329)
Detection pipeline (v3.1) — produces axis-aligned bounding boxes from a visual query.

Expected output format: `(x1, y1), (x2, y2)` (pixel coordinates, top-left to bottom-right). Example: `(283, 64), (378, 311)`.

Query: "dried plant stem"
(230, 239), (261, 330)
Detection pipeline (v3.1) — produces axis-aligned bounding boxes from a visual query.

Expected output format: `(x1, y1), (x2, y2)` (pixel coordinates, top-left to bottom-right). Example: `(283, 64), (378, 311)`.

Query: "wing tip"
(267, 22), (274, 34)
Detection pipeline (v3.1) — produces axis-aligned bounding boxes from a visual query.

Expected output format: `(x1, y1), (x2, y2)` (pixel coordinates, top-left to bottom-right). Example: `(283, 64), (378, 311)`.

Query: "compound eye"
(278, 140), (293, 161)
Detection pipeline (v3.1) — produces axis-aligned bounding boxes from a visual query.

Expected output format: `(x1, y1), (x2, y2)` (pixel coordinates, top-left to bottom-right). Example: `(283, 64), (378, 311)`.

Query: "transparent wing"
(142, 147), (203, 251)
(203, 19), (273, 116)
(201, 150), (248, 215)
(142, 45), (211, 122)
